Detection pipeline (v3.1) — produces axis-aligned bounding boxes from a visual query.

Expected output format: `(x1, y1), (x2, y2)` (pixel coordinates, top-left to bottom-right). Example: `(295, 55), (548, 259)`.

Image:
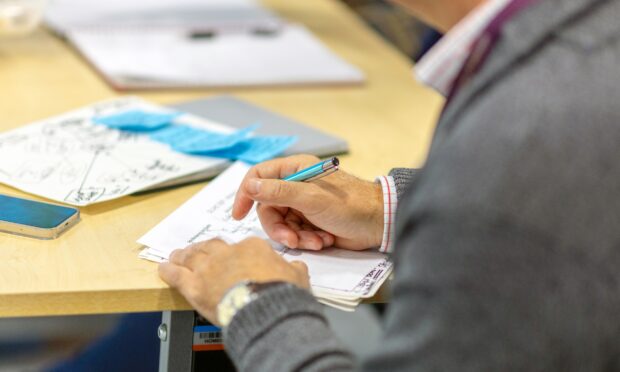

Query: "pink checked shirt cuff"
(376, 176), (397, 253)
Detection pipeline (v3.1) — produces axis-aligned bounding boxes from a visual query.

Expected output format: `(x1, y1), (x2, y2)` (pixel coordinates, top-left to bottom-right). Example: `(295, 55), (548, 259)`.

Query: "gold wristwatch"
(217, 281), (285, 328)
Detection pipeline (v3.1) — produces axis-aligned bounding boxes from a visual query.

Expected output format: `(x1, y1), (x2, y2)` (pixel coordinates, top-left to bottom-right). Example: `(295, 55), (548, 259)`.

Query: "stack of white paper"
(138, 162), (392, 311)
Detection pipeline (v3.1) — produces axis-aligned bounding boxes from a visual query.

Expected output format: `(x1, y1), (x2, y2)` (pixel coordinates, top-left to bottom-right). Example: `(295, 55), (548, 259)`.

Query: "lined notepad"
(139, 162), (392, 311)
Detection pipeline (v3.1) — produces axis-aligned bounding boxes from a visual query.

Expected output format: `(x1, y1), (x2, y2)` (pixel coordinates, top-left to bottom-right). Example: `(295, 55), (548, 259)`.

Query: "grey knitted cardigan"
(223, 0), (620, 370)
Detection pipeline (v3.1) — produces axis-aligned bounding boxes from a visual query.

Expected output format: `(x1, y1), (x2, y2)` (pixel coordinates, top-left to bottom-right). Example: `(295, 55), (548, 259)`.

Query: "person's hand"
(158, 237), (310, 325)
(232, 155), (384, 251)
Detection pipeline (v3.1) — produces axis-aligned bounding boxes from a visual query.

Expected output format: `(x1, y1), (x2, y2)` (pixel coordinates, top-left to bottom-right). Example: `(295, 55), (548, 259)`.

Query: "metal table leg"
(158, 311), (194, 372)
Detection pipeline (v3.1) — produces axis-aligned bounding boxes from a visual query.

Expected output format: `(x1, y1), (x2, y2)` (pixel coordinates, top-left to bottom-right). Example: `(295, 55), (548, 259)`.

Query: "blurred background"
(0, 0), (438, 60)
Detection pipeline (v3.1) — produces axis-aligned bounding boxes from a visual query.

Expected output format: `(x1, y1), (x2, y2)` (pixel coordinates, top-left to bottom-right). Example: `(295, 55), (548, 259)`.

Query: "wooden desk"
(0, 0), (442, 318)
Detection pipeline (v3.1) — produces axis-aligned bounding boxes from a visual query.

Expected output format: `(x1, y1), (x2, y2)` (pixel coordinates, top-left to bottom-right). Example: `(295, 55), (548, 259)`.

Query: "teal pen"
(283, 157), (339, 182)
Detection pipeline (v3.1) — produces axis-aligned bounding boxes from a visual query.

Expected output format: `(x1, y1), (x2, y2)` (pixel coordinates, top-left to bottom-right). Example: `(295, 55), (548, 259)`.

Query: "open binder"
(45, 0), (365, 90)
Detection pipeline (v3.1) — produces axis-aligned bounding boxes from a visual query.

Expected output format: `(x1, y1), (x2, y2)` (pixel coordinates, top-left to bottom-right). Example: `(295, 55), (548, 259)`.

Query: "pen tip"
(332, 157), (340, 167)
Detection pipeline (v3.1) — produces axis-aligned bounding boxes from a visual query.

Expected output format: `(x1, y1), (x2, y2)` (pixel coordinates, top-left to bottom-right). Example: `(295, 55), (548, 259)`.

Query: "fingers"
(232, 186), (256, 221)
(158, 262), (193, 288)
(296, 230), (327, 251)
(159, 263), (210, 317)
(232, 155), (320, 220)
(256, 204), (335, 250)
(169, 239), (229, 270)
(244, 179), (325, 215)
(256, 204), (300, 248)
(282, 212), (335, 250)
(315, 230), (335, 247)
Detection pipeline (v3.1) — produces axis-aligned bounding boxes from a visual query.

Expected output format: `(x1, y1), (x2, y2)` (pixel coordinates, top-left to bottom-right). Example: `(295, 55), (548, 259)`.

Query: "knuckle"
(163, 267), (180, 285)
(241, 237), (272, 253)
(169, 249), (182, 262)
(170, 273), (182, 286)
(193, 255), (211, 270)
(187, 242), (204, 253)
(256, 203), (267, 214)
(303, 187), (328, 214)
(186, 285), (202, 302)
(243, 236), (266, 248)
(254, 159), (281, 178)
(305, 186), (322, 200)
(246, 236), (263, 244)
(268, 181), (286, 199)
(207, 238), (226, 246)
(183, 249), (197, 262)
(274, 182), (286, 198)
(248, 164), (260, 175)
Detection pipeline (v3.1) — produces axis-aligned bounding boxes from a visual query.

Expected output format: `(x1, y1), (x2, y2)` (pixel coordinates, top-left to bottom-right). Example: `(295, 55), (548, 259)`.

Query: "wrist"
(217, 281), (293, 328)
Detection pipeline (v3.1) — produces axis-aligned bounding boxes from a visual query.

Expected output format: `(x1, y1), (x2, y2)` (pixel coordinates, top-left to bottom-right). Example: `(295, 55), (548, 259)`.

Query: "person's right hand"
(232, 155), (385, 251)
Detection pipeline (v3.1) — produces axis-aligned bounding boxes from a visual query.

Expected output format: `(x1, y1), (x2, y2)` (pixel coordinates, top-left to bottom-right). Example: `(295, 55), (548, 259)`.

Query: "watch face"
(231, 285), (253, 307)
(217, 283), (253, 327)
(217, 281), (287, 327)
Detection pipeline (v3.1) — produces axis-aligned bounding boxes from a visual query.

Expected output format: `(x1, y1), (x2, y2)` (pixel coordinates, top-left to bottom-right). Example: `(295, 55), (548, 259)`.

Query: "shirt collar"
(415, 0), (512, 96)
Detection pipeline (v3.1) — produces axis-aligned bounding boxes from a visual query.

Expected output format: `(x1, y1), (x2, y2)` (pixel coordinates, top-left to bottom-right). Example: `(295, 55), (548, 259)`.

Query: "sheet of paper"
(0, 97), (233, 206)
(138, 161), (392, 297)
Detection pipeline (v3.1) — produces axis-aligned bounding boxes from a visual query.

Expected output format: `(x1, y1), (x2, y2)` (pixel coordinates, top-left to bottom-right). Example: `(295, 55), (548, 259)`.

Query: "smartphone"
(0, 194), (80, 239)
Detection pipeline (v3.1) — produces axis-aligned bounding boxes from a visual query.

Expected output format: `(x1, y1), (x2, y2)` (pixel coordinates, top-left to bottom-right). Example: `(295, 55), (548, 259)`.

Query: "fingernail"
(248, 179), (261, 195)
(282, 239), (290, 247)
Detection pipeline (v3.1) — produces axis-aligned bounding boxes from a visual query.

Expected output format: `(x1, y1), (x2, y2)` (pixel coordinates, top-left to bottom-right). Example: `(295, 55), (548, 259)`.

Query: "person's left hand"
(158, 237), (310, 325)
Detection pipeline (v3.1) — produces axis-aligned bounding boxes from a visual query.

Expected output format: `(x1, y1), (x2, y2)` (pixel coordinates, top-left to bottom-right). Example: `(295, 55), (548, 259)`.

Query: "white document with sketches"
(138, 162), (392, 309)
(0, 97), (232, 206)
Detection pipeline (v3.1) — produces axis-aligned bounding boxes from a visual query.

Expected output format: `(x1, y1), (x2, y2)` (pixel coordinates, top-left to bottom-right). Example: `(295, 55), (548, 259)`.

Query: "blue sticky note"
(149, 124), (260, 153)
(149, 125), (206, 146)
(94, 110), (180, 132)
(169, 124), (260, 154)
(206, 136), (297, 164)
(149, 123), (292, 163)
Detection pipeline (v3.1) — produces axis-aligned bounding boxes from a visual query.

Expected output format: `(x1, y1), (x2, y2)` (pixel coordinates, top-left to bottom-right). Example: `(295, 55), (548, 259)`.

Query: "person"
(159, 0), (620, 370)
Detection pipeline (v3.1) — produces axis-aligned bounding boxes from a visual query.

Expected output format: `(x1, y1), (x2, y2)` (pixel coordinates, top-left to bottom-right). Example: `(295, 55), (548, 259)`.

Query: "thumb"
(245, 178), (325, 215)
